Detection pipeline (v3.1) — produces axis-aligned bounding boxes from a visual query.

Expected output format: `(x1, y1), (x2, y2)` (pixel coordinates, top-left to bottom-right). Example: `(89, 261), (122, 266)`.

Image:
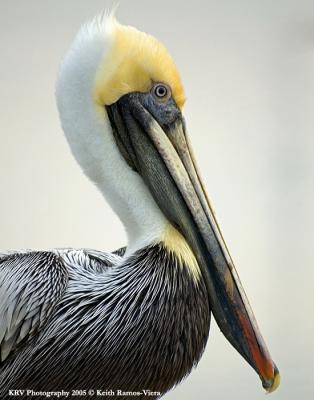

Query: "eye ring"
(152, 83), (171, 101)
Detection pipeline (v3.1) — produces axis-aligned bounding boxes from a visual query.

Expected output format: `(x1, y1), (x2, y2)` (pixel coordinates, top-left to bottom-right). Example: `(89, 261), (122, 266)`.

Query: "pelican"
(0, 13), (280, 399)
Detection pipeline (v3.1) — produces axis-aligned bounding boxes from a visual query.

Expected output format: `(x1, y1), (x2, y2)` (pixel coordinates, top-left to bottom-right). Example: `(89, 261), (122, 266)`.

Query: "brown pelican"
(0, 13), (280, 399)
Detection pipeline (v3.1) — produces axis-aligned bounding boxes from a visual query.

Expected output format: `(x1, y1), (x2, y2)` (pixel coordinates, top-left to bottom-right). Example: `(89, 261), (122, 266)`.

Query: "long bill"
(106, 93), (280, 392)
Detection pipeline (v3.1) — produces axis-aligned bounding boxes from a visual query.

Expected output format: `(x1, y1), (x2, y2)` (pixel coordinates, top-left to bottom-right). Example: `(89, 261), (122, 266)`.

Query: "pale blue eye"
(153, 83), (170, 99)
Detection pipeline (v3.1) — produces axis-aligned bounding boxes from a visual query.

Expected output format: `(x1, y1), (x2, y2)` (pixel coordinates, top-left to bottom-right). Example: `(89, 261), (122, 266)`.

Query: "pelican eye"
(152, 83), (171, 101)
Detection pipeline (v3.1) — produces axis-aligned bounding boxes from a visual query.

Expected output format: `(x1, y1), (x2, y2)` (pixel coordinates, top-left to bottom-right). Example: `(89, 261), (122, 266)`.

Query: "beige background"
(0, 0), (314, 399)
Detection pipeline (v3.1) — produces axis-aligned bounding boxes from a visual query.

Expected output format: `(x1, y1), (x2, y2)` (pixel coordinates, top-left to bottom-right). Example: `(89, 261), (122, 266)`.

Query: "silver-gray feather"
(0, 252), (68, 362)
(0, 248), (122, 364)
(0, 246), (209, 399)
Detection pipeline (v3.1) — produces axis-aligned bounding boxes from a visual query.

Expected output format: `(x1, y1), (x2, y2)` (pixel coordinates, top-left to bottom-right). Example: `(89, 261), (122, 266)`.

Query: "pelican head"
(56, 13), (279, 393)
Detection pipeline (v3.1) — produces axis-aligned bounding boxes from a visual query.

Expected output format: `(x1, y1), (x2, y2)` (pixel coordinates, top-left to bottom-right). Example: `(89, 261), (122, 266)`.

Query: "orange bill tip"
(263, 365), (280, 394)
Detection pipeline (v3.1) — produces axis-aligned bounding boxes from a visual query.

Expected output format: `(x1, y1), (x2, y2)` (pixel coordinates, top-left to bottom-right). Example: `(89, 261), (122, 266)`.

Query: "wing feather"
(0, 251), (68, 362)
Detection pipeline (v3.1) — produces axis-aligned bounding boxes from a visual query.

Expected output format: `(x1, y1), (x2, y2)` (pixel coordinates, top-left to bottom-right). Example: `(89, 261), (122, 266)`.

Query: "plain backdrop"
(0, 1), (314, 399)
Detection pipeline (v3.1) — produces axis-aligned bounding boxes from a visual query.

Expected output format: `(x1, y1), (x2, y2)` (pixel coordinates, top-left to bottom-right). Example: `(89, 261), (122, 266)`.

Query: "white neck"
(56, 19), (168, 254)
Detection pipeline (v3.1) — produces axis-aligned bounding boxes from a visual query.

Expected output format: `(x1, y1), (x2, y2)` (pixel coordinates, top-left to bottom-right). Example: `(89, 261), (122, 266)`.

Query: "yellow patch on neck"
(161, 224), (201, 280)
(94, 18), (185, 109)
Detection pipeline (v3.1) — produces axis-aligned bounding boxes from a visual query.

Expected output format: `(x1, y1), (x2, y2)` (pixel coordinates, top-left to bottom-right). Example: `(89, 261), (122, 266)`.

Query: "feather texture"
(0, 252), (68, 362)
(0, 246), (210, 399)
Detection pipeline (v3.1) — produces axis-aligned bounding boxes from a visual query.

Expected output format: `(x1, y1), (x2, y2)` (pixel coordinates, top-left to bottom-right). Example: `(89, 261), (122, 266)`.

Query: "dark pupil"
(155, 85), (167, 97)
